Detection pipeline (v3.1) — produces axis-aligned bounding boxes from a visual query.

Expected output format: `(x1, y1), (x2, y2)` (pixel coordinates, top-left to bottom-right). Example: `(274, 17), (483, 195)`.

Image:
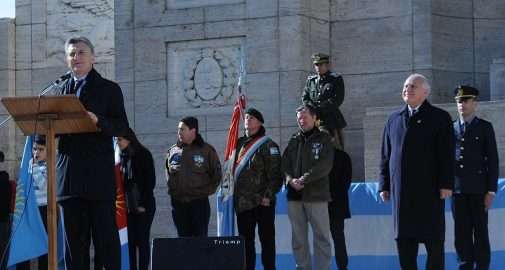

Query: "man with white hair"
(379, 74), (454, 270)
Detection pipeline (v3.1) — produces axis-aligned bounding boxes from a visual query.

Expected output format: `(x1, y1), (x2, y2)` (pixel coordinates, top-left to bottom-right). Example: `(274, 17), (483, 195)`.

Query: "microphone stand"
(0, 73), (70, 129)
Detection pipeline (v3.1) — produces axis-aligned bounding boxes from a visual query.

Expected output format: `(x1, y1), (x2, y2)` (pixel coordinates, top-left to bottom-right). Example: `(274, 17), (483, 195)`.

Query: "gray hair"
(64, 36), (95, 55)
(408, 73), (431, 95)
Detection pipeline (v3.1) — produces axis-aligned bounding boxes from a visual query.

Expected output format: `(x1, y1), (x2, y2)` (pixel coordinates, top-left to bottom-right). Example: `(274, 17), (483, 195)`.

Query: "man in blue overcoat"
(379, 73), (455, 270)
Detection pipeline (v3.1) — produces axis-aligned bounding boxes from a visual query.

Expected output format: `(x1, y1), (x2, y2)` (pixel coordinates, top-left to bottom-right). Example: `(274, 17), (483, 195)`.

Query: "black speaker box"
(150, 236), (245, 270)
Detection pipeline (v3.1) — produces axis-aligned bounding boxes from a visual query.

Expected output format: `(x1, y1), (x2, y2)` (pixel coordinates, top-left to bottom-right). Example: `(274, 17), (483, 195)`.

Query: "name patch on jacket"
(312, 143), (323, 160)
(270, 147), (280, 155)
(193, 154), (205, 167)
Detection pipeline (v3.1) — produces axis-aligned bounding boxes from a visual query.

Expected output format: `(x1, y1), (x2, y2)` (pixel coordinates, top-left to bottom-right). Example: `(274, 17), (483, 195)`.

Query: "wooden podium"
(1, 95), (97, 270)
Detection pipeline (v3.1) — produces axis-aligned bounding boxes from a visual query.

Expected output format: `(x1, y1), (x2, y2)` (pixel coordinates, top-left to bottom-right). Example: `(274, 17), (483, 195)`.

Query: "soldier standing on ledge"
(302, 53), (347, 149)
(452, 85), (499, 270)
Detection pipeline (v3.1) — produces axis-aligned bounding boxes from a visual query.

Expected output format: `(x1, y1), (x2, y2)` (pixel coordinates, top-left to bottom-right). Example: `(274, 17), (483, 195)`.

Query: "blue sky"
(0, 0), (15, 19)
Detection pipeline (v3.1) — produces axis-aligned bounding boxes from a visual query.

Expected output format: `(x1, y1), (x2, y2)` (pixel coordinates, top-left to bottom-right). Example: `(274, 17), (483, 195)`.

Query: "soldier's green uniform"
(302, 53), (347, 149)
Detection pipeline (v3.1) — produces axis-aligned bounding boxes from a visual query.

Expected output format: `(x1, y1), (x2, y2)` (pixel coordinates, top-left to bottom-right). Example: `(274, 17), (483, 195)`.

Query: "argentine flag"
(218, 180), (505, 269)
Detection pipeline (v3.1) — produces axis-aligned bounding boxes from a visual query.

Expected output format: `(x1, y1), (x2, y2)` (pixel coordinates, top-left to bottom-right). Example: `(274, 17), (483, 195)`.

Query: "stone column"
(0, 18), (16, 176)
(490, 57), (505, 100)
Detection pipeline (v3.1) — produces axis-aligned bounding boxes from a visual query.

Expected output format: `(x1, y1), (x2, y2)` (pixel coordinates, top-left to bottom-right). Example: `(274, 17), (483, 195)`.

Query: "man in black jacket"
(282, 104), (334, 270)
(328, 149), (352, 270)
(57, 36), (129, 270)
(452, 85), (499, 270)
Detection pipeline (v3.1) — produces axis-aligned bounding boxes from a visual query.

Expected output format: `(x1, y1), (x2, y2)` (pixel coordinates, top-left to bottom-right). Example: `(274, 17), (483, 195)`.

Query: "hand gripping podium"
(1, 95), (97, 270)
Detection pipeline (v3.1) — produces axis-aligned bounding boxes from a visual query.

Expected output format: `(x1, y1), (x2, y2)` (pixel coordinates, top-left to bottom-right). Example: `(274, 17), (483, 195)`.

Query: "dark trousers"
(236, 205), (276, 270)
(396, 238), (444, 270)
(328, 204), (348, 270)
(452, 194), (490, 270)
(0, 220), (10, 270)
(60, 198), (120, 270)
(128, 205), (155, 270)
(171, 197), (210, 237)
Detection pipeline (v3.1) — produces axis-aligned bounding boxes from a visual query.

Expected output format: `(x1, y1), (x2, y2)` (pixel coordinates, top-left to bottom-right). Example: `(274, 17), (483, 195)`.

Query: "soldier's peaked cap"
(311, 53), (329, 64)
(454, 85), (479, 100)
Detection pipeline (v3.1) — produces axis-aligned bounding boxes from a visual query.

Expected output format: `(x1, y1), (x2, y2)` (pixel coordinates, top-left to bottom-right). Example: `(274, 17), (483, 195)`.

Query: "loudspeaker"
(150, 236), (245, 270)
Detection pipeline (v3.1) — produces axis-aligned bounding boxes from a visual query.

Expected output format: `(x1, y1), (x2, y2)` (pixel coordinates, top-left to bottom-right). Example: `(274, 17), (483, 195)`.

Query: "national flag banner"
(114, 141), (130, 270)
(268, 180), (505, 269)
(7, 137), (47, 267)
(217, 94), (245, 236)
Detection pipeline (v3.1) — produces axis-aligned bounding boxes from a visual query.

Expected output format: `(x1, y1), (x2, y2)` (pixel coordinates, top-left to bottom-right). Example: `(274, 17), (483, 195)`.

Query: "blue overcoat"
(379, 100), (455, 240)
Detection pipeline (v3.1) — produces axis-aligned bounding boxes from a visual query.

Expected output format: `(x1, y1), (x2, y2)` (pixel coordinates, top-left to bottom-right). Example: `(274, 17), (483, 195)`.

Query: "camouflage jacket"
(302, 72), (347, 129)
(233, 128), (282, 213)
(282, 127), (334, 202)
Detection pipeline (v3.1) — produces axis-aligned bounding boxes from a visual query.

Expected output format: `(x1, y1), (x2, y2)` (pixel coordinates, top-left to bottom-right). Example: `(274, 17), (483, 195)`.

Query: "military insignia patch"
(193, 154), (205, 167)
(270, 147), (280, 155)
(312, 143), (323, 160)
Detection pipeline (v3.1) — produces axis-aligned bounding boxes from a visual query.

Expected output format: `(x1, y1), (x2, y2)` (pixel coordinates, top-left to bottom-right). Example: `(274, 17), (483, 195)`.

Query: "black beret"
(245, 108), (264, 123)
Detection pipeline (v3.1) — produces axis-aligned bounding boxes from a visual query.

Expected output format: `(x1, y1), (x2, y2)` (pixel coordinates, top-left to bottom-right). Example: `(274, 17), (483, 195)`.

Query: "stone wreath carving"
(182, 48), (238, 108)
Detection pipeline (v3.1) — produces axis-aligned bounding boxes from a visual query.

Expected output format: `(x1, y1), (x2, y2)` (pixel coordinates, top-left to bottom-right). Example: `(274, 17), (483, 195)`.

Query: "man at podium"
(56, 36), (129, 270)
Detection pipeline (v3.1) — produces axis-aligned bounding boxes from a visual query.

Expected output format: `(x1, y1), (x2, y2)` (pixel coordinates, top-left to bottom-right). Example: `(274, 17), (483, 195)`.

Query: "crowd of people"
(0, 37), (499, 270)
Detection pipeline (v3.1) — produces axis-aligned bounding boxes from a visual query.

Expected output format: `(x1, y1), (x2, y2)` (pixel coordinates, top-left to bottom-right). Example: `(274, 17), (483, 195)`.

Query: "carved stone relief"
(166, 37), (244, 115)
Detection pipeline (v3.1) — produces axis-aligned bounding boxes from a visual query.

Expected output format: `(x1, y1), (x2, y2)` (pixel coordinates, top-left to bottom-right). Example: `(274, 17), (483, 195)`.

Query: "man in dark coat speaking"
(57, 36), (129, 270)
(379, 73), (454, 270)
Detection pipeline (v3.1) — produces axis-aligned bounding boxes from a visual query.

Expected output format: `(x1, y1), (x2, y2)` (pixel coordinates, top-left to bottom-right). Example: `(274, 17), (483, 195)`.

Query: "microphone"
(38, 71), (72, 96)
(55, 71), (72, 84)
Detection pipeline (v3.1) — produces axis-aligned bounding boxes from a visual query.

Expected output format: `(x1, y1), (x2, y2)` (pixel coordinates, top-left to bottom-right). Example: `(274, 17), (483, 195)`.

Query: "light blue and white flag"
(7, 137), (47, 267)
(235, 180), (505, 269)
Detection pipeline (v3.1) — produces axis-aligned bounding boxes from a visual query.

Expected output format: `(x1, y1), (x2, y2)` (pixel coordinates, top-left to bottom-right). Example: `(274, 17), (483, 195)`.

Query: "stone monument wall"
(0, 0), (503, 238)
(0, 18), (16, 176)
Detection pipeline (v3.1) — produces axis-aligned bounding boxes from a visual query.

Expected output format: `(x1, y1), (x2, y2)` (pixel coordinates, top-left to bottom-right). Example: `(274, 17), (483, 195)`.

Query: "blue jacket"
(453, 117), (499, 194)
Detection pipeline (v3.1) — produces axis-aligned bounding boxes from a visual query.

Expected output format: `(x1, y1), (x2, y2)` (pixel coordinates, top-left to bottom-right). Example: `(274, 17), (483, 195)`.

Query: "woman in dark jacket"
(117, 128), (156, 270)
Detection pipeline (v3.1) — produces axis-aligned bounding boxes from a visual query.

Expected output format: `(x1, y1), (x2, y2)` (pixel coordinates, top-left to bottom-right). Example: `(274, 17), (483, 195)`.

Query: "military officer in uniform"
(302, 53), (346, 149)
(233, 108), (283, 270)
(452, 85), (499, 270)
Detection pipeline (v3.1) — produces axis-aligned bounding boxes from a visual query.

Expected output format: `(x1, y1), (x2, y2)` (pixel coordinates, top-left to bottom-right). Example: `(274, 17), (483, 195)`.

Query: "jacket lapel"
(78, 69), (98, 105)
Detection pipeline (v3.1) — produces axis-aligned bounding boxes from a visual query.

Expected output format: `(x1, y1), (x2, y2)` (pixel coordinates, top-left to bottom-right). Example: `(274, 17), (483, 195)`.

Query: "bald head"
(402, 73), (430, 108)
